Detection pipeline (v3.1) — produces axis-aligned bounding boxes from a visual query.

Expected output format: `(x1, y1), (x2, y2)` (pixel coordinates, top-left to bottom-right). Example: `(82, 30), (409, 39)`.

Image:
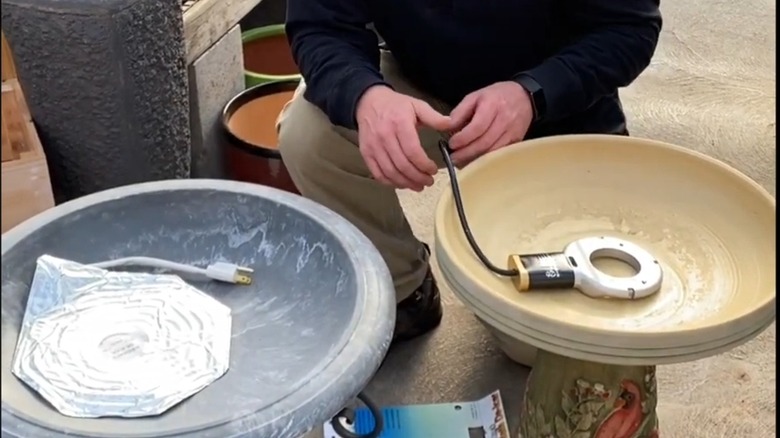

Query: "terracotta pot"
(222, 80), (300, 194)
(242, 25), (301, 88)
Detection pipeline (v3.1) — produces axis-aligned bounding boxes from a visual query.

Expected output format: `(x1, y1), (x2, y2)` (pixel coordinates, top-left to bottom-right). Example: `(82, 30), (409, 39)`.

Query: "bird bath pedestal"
(520, 352), (658, 438)
(434, 135), (776, 438)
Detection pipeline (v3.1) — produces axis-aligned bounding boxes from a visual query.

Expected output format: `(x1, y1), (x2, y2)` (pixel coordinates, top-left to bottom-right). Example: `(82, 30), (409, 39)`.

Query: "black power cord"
(330, 141), (515, 438)
(437, 139), (519, 277)
(330, 392), (384, 438)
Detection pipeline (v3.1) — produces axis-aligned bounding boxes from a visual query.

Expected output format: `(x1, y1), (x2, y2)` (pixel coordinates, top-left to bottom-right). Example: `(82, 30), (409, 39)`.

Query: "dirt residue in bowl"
(227, 91), (296, 149)
(243, 34), (299, 76)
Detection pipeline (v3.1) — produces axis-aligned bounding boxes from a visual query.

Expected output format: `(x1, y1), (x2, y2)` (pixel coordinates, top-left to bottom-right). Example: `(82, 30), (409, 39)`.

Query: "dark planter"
(222, 80), (300, 194)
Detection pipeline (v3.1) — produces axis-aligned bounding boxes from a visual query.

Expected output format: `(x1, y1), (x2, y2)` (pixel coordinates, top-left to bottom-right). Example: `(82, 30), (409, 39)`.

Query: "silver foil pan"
(11, 255), (232, 418)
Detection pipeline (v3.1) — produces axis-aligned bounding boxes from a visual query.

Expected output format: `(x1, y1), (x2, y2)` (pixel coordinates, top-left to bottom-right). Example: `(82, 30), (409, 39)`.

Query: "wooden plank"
(2, 32), (17, 82)
(183, 0), (264, 64)
(1, 80), (38, 158)
(1, 113), (15, 162)
(1, 79), (54, 233)
(1, 86), (27, 161)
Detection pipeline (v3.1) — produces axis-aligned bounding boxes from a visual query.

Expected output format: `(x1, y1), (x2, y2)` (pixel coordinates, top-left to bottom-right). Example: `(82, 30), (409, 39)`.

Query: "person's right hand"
(355, 86), (452, 191)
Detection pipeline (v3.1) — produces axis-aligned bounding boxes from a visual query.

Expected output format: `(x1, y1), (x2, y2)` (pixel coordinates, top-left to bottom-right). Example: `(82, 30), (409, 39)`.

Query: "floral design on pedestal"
(519, 351), (659, 438)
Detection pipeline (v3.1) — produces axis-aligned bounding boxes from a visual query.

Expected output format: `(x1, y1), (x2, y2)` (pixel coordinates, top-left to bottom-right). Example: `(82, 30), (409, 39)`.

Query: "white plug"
(205, 262), (254, 285)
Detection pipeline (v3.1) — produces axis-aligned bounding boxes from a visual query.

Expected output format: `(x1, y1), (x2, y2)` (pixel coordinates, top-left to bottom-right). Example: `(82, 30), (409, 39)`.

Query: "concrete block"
(2, 0), (191, 202)
(188, 25), (244, 178)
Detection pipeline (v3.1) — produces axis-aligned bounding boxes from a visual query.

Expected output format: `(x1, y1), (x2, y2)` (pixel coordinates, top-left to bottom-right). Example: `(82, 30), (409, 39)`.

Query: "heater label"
(518, 252), (576, 289)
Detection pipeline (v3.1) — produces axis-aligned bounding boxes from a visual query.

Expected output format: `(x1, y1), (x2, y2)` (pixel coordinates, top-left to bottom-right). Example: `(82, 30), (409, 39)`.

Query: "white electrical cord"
(90, 257), (254, 285)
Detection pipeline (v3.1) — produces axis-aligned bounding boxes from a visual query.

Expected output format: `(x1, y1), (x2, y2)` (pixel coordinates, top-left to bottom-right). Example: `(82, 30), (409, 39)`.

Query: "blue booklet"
(323, 390), (510, 438)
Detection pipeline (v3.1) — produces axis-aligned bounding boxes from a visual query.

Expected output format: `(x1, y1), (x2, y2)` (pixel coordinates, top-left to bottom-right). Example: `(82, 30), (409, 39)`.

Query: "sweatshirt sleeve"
(286, 0), (388, 130)
(516, 0), (662, 122)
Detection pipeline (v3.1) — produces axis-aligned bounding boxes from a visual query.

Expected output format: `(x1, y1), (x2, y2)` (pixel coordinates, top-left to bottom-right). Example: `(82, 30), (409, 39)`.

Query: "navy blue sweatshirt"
(286, 0), (661, 137)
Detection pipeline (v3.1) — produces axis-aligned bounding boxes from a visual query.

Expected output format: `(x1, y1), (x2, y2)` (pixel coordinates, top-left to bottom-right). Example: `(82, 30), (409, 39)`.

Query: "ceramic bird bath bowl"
(434, 134), (776, 438)
(1, 180), (395, 438)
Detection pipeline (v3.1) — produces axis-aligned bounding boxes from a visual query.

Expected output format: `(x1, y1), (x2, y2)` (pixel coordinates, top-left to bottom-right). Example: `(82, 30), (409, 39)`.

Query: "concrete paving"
(306, 1), (776, 436)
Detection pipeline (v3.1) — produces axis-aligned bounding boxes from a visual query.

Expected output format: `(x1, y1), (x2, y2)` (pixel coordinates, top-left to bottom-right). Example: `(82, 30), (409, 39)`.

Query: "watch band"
(513, 74), (546, 122)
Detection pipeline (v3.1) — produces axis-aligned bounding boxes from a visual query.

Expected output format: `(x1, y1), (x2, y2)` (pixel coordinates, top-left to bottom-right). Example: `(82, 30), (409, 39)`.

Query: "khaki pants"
(277, 51), (451, 302)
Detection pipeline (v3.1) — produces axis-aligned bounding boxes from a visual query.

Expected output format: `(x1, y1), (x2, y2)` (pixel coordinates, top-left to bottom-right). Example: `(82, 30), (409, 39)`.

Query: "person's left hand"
(448, 81), (534, 167)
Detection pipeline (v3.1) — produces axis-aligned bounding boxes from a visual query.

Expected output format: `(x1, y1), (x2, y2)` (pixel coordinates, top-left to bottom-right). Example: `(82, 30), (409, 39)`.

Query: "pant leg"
(277, 51), (450, 302)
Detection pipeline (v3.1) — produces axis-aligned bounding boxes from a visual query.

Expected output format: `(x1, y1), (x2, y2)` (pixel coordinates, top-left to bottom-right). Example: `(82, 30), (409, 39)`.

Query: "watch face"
(518, 77), (544, 121)
(526, 82), (542, 96)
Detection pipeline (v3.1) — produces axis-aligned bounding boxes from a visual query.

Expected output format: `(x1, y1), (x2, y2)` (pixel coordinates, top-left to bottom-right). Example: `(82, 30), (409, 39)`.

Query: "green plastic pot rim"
(242, 24), (302, 83)
(222, 79), (301, 159)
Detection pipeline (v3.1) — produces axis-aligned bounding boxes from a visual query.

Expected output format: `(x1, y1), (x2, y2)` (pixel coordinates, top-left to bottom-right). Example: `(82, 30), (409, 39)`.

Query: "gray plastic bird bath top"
(0, 180), (396, 438)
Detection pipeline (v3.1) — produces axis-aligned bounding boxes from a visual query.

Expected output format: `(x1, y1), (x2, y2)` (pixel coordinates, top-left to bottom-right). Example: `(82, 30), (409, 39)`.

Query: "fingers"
(449, 99), (494, 150)
(449, 93), (479, 131)
(364, 125), (434, 191)
(451, 110), (501, 166)
(361, 148), (388, 185)
(385, 132), (432, 191)
(356, 92), (444, 191)
(454, 130), (514, 169)
(395, 121), (438, 177)
(412, 100), (453, 131)
(374, 141), (422, 190)
(359, 125), (395, 186)
(377, 100), (441, 190)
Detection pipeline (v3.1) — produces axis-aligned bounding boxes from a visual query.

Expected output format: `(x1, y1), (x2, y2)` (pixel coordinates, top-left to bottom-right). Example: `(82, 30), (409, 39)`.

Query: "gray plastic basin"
(1, 180), (395, 438)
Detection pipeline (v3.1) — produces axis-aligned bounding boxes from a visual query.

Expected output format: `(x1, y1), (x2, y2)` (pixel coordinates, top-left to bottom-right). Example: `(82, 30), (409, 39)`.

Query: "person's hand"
(448, 81), (534, 167)
(356, 86), (452, 191)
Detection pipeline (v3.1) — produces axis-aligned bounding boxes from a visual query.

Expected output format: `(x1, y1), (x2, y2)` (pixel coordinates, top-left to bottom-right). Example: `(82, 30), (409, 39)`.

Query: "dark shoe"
(392, 244), (443, 344)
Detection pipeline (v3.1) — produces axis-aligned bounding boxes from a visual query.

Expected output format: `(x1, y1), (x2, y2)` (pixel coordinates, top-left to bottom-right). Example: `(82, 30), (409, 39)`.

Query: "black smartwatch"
(513, 74), (546, 122)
